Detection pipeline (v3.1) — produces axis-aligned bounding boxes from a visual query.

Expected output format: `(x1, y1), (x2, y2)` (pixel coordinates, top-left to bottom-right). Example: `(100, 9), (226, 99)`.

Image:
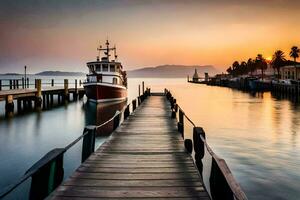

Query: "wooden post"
(193, 127), (205, 177)
(13, 80), (16, 89)
(27, 78), (29, 88)
(5, 95), (14, 116)
(138, 85), (141, 96)
(178, 109), (184, 138)
(9, 80), (12, 90)
(22, 78), (25, 89)
(209, 157), (234, 200)
(51, 79), (54, 87)
(132, 99), (137, 111)
(142, 81), (145, 94)
(35, 79), (42, 109)
(16, 80), (19, 89)
(74, 79), (78, 100)
(124, 105), (130, 119)
(82, 126), (96, 163)
(184, 139), (193, 153)
(27, 148), (64, 200)
(64, 79), (69, 101)
(0, 80), (2, 91)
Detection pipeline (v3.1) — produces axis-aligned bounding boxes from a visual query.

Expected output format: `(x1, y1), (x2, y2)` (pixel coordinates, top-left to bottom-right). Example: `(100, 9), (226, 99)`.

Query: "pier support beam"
(5, 95), (14, 116)
(64, 79), (69, 102)
(74, 79), (78, 101)
(35, 79), (42, 109)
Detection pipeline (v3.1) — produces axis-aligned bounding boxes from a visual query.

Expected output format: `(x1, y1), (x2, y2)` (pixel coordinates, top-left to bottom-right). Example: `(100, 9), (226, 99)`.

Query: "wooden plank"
(70, 172), (201, 180)
(51, 186), (207, 198)
(63, 179), (203, 187)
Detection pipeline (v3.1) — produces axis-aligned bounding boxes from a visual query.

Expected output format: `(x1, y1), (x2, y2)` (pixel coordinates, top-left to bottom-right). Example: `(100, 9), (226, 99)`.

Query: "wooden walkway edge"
(49, 95), (210, 199)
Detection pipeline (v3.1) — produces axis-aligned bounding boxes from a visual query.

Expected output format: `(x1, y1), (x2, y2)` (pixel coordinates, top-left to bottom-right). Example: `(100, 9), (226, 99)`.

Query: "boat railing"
(0, 88), (151, 200)
(165, 88), (248, 200)
(83, 79), (126, 87)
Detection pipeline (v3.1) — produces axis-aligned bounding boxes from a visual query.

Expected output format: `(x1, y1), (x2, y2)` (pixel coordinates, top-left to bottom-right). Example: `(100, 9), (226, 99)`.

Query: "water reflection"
(84, 100), (127, 135)
(169, 82), (300, 200)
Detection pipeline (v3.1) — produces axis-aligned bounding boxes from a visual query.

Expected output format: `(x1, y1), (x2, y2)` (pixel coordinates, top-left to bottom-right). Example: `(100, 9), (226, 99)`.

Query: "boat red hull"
(84, 83), (127, 102)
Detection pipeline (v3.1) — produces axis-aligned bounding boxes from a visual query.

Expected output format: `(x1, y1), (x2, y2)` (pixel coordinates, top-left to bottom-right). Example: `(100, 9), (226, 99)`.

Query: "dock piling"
(35, 79), (42, 109)
(132, 99), (137, 111)
(82, 126), (96, 163)
(64, 79), (69, 101)
(178, 109), (184, 138)
(5, 95), (14, 116)
(22, 78), (25, 89)
(9, 80), (12, 90)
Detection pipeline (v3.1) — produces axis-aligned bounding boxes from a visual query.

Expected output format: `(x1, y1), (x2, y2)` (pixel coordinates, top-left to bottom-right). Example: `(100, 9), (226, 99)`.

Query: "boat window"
(113, 77), (118, 84)
(89, 65), (95, 73)
(95, 64), (101, 71)
(110, 65), (116, 72)
(102, 64), (108, 72)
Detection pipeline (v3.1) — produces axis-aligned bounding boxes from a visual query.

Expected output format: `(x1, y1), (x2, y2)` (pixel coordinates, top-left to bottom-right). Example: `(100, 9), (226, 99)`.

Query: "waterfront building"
(280, 65), (300, 80)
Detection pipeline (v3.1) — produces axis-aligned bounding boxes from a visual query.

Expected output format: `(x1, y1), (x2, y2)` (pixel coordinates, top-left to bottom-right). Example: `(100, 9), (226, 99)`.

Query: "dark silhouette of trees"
(226, 59), (256, 76)
(247, 58), (255, 76)
(271, 50), (286, 79)
(225, 46), (300, 79)
(255, 54), (267, 80)
(290, 46), (300, 62)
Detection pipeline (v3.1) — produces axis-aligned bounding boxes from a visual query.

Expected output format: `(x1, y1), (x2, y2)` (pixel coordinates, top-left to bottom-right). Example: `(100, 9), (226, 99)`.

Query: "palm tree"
(271, 50), (286, 79)
(290, 46), (300, 62)
(240, 61), (247, 75)
(290, 46), (300, 80)
(255, 54), (268, 80)
(247, 58), (255, 76)
(232, 61), (240, 76)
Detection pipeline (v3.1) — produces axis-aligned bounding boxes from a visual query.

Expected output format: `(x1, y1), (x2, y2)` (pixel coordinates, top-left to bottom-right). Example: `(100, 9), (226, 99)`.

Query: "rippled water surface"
(0, 77), (300, 199)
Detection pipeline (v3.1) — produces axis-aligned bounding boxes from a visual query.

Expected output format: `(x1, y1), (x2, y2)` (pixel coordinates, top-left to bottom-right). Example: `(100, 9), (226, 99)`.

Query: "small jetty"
(0, 79), (85, 115)
(0, 89), (247, 200)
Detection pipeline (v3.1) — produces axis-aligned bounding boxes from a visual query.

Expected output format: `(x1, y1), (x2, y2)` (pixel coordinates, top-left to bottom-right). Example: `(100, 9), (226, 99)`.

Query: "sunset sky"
(0, 0), (300, 73)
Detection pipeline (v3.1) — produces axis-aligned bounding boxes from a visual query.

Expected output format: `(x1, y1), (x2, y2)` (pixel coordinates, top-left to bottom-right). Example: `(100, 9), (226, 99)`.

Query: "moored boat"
(83, 40), (127, 103)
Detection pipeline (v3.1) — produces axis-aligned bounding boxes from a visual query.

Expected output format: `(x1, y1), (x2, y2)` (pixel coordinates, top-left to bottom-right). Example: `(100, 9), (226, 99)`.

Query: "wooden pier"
(0, 89), (247, 200)
(0, 79), (85, 115)
(49, 94), (210, 199)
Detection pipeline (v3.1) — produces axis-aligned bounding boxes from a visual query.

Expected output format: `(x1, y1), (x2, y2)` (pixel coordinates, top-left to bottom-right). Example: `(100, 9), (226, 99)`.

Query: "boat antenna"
(105, 39), (110, 61)
(114, 44), (118, 61)
(97, 43), (102, 61)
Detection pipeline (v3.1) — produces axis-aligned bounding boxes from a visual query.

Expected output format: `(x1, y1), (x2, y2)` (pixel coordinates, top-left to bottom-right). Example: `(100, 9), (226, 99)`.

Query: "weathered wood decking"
(49, 95), (210, 199)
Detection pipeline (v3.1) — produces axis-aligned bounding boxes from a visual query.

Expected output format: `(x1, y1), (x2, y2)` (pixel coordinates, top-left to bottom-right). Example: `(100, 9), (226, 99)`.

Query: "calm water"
(0, 76), (300, 199)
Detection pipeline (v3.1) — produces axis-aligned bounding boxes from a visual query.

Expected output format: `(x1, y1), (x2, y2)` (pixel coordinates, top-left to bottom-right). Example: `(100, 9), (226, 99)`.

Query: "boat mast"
(97, 40), (116, 62)
(114, 45), (118, 61)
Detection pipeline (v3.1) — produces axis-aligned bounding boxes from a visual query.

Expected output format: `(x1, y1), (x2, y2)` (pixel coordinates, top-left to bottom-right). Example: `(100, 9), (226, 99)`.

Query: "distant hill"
(35, 71), (85, 76)
(127, 65), (219, 78)
(1, 73), (21, 76)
